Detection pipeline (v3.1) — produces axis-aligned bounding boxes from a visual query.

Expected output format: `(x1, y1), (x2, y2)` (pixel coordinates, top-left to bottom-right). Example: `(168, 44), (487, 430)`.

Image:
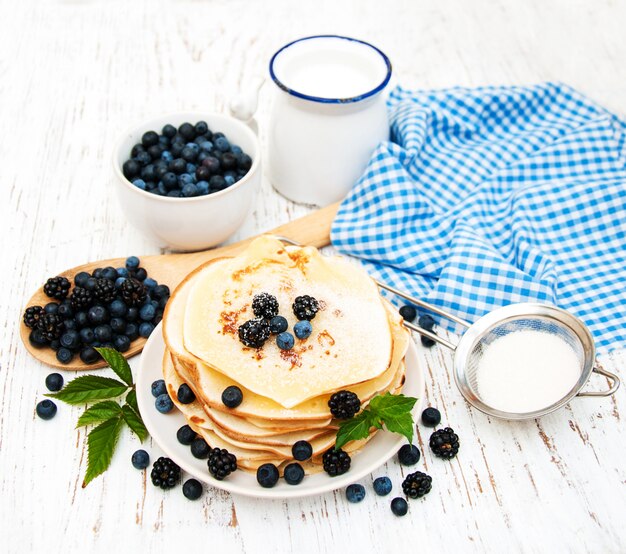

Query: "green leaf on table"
(76, 401), (123, 428)
(82, 416), (124, 487)
(47, 376), (130, 405)
(95, 347), (134, 386)
(126, 389), (139, 413)
(335, 410), (382, 451)
(122, 403), (148, 442)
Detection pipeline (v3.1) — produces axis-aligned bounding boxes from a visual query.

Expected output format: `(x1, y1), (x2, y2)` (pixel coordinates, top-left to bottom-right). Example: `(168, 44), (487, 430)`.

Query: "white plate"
(137, 323), (424, 499)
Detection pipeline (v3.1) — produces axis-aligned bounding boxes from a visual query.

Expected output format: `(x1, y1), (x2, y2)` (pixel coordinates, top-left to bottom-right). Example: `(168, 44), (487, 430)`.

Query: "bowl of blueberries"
(113, 113), (261, 251)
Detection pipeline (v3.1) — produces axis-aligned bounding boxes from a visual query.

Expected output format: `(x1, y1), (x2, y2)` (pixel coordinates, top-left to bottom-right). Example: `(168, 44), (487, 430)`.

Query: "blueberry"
(74, 271), (90, 287)
(161, 150), (174, 163)
(202, 156), (220, 173)
(151, 379), (167, 397)
(58, 303), (73, 319)
(176, 424), (196, 445)
(196, 181), (209, 195)
(143, 278), (157, 290)
(49, 339), (60, 351)
(88, 306), (108, 325)
(221, 386), (243, 408)
(122, 159), (140, 179)
(190, 438), (210, 459)
(125, 256), (140, 270)
(292, 440), (313, 461)
(116, 267), (129, 278)
(215, 136), (230, 152)
(269, 315), (288, 334)
(177, 383), (195, 404)
(131, 449), (150, 469)
(169, 158), (187, 175)
(142, 131), (159, 147)
(276, 332), (295, 350)
(398, 444), (421, 466)
(74, 311), (88, 328)
(196, 165), (211, 182)
(373, 476), (392, 496)
(346, 484), (366, 503)
(80, 346), (100, 364)
(44, 302), (59, 314)
(182, 183), (199, 197)
(139, 322), (155, 338)
(139, 303), (156, 321)
(135, 151), (152, 167)
(221, 152), (236, 170)
(131, 144), (145, 157)
(113, 334), (131, 352)
(56, 347), (73, 364)
(155, 393), (174, 414)
(224, 175), (235, 187)
(60, 330), (80, 350)
(283, 463), (305, 485)
(152, 285), (170, 299)
(125, 322), (139, 341)
(134, 268), (147, 281)
(132, 178), (146, 190)
(178, 122), (195, 140)
(421, 335), (436, 348)
(63, 319), (77, 332)
(94, 325), (112, 342)
(79, 327), (95, 344)
(84, 277), (97, 290)
(141, 164), (156, 182)
(421, 407), (441, 427)
(399, 305), (417, 322)
(162, 124), (177, 138)
(236, 153), (252, 171)
(92, 268), (103, 279)
(256, 463), (279, 488)
(418, 314), (436, 330)
(45, 373), (64, 392)
(231, 145), (242, 154)
(293, 320), (312, 340)
(391, 497), (408, 516)
(181, 146), (198, 162)
(110, 317), (126, 334)
(36, 399), (57, 420)
(29, 329), (48, 348)
(115, 277), (126, 289)
(183, 478), (203, 500)
(126, 307), (139, 322)
(170, 143), (184, 158)
(194, 121), (209, 135)
(101, 267), (117, 281)
(199, 141), (213, 152)
(209, 175), (227, 191)
(147, 145), (163, 160)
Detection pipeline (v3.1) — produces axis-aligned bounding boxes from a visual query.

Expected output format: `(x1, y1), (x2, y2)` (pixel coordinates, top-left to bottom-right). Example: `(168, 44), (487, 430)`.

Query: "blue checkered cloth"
(331, 83), (626, 351)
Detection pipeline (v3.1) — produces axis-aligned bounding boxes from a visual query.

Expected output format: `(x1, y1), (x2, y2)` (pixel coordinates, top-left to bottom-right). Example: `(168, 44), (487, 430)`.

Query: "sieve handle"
(404, 321), (457, 350)
(577, 365), (621, 397)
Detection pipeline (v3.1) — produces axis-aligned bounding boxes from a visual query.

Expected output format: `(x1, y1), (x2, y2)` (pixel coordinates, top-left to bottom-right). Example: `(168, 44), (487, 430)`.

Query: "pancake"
(183, 236), (395, 407)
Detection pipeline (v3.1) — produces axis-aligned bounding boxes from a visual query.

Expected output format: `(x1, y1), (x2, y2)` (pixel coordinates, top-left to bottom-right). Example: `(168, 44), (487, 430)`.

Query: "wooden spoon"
(21, 202), (339, 370)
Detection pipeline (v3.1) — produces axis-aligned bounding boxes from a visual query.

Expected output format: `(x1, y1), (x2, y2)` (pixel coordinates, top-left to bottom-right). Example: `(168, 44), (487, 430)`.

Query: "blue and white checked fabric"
(331, 83), (626, 351)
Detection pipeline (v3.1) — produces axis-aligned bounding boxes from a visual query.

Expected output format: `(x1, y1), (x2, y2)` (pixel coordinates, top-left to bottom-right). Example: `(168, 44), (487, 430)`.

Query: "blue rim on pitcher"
(269, 35), (392, 104)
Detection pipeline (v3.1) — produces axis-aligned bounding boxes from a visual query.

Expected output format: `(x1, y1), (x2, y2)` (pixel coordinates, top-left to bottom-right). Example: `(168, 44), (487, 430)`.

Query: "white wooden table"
(2, 1), (625, 552)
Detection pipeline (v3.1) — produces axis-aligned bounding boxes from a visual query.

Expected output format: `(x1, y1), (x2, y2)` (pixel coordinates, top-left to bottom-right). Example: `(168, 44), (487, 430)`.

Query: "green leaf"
(76, 401), (123, 428)
(382, 412), (415, 444)
(335, 410), (382, 451)
(47, 376), (130, 405)
(122, 404), (148, 442)
(95, 347), (134, 386)
(126, 389), (139, 413)
(369, 392), (417, 416)
(82, 416), (124, 487)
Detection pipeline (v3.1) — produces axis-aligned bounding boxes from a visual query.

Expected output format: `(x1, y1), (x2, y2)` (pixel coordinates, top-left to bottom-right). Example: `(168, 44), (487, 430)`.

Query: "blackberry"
(238, 318), (270, 348)
(23, 306), (44, 329)
(121, 278), (147, 307)
(292, 295), (319, 321)
(328, 390), (361, 419)
(43, 276), (71, 300)
(70, 286), (94, 310)
(207, 447), (237, 481)
(251, 293), (279, 320)
(429, 427), (459, 459)
(402, 471), (432, 499)
(36, 313), (64, 341)
(93, 278), (116, 303)
(322, 447), (351, 477)
(150, 457), (181, 489)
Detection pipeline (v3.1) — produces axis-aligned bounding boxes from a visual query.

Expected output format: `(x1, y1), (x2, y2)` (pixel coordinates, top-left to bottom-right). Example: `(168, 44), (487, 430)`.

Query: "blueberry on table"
(133, 268), (147, 281)
(151, 379), (167, 398)
(294, 320), (312, 340)
(221, 386), (243, 408)
(292, 440), (313, 461)
(155, 393), (174, 414)
(183, 478), (203, 500)
(398, 444), (421, 466)
(45, 373), (64, 392)
(346, 483), (366, 503)
(421, 407), (441, 427)
(257, 463), (279, 488)
(177, 384), (196, 404)
(176, 424), (196, 445)
(418, 314), (436, 330)
(399, 305), (417, 322)
(421, 335), (436, 348)
(131, 449), (150, 470)
(36, 399), (57, 420)
(276, 332), (295, 350)
(283, 463), (305, 485)
(190, 438), (210, 459)
(373, 476), (392, 496)
(391, 497), (408, 516)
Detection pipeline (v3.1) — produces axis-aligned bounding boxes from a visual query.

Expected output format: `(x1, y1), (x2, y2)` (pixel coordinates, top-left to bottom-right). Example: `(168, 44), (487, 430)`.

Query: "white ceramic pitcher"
(231, 35), (392, 206)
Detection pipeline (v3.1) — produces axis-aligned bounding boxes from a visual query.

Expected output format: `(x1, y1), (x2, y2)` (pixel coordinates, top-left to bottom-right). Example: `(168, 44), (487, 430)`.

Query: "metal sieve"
(379, 282), (620, 420)
(276, 236), (620, 419)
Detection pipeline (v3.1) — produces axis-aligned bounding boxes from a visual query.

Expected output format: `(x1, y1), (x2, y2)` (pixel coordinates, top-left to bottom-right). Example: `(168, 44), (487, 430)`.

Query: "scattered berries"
(208, 447), (237, 480)
(269, 315), (288, 334)
(328, 390), (361, 419)
(276, 331), (295, 350)
(373, 476), (392, 496)
(176, 425), (196, 445)
(292, 440), (313, 461)
(252, 293), (279, 320)
(429, 427), (459, 459)
(43, 277), (71, 300)
(151, 379), (167, 398)
(322, 447), (351, 477)
(391, 497), (408, 516)
(183, 478), (203, 500)
(346, 483), (366, 503)
(45, 373), (64, 392)
(418, 314), (436, 330)
(292, 295), (319, 321)
(283, 463), (305, 485)
(190, 438), (210, 459)
(399, 305), (417, 322)
(36, 399), (57, 420)
(221, 386), (243, 408)
(398, 444), (421, 466)
(238, 318), (270, 348)
(150, 457), (181, 489)
(293, 320), (312, 340)
(131, 449), (150, 469)
(177, 383), (196, 404)
(155, 393), (174, 414)
(256, 463), (280, 488)
(402, 471), (432, 499)
(23, 305), (44, 329)
(421, 407), (441, 427)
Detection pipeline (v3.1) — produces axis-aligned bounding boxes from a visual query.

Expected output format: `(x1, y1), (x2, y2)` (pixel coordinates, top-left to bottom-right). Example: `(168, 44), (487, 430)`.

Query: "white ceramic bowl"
(112, 112), (261, 251)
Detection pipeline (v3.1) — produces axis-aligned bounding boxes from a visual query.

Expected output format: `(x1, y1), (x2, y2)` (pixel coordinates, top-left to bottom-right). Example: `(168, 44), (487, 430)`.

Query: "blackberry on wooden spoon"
(36, 313), (64, 342)
(121, 278), (147, 307)
(70, 287), (94, 310)
(23, 306), (44, 329)
(43, 277), (71, 300)
(93, 278), (116, 303)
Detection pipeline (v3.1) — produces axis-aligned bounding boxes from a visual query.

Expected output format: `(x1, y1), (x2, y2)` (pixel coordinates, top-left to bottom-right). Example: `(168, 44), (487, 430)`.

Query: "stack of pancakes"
(162, 236), (410, 474)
